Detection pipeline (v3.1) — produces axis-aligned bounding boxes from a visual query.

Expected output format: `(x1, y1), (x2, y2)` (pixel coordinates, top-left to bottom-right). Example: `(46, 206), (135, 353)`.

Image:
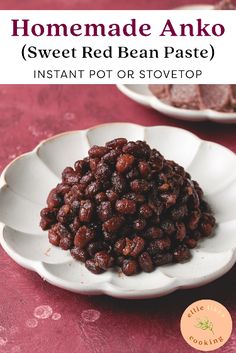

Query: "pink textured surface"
(0, 1), (236, 353)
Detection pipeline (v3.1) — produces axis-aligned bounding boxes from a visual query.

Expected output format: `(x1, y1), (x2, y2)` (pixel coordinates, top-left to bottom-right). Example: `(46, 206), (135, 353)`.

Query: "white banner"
(0, 10), (235, 84)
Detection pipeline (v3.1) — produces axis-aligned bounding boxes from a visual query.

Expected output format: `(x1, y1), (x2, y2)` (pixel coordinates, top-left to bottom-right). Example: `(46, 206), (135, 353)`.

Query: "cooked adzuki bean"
(148, 197), (163, 216)
(62, 167), (80, 185)
(95, 192), (107, 204)
(115, 199), (136, 215)
(139, 204), (153, 219)
(133, 218), (147, 231)
(57, 204), (72, 224)
(154, 237), (171, 252)
(88, 158), (99, 172)
(59, 235), (73, 250)
(160, 193), (177, 208)
(161, 219), (176, 235)
(116, 154), (135, 173)
(103, 215), (124, 233)
(74, 159), (88, 175)
(122, 236), (145, 257)
(40, 139), (216, 276)
(123, 141), (150, 159)
(122, 259), (139, 276)
(184, 237), (198, 249)
(56, 183), (71, 196)
(153, 253), (173, 266)
(170, 204), (188, 221)
(145, 226), (163, 239)
(95, 162), (111, 183)
(85, 181), (101, 198)
(79, 200), (94, 223)
(70, 247), (89, 262)
(176, 222), (186, 241)
(147, 239), (164, 255)
(114, 238), (126, 255)
(138, 252), (154, 273)
(88, 145), (109, 158)
(111, 172), (127, 194)
(48, 229), (61, 246)
(40, 207), (57, 230)
(129, 236), (145, 257)
(97, 201), (113, 222)
(192, 229), (202, 241)
(200, 213), (216, 237)
(85, 259), (104, 274)
(105, 189), (119, 203)
(122, 237), (133, 256)
(130, 179), (151, 193)
(149, 149), (164, 171)
(87, 241), (104, 257)
(94, 251), (115, 270)
(106, 138), (127, 149)
(187, 209), (201, 230)
(102, 149), (120, 165)
(80, 172), (94, 186)
(47, 188), (63, 209)
(48, 223), (70, 247)
(138, 161), (151, 178)
(126, 167), (140, 181)
(74, 226), (95, 249)
(173, 245), (191, 262)
(125, 192), (145, 204)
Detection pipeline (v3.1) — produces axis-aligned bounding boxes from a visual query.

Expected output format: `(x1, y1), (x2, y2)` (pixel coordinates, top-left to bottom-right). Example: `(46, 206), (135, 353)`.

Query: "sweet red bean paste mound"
(40, 139), (216, 276)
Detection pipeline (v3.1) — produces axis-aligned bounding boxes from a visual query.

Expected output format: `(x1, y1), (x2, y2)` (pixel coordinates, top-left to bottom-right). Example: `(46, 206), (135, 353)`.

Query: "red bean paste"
(40, 139), (216, 276)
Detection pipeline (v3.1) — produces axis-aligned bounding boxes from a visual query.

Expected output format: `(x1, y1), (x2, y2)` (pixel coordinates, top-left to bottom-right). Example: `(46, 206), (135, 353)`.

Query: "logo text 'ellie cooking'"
(181, 299), (232, 351)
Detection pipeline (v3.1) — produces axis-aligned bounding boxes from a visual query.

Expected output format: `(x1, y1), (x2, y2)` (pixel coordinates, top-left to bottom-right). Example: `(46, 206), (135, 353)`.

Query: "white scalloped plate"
(1, 123), (236, 299)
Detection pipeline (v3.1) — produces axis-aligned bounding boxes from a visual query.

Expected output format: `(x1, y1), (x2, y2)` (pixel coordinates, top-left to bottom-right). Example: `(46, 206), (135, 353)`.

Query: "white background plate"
(117, 85), (236, 124)
(117, 4), (236, 124)
(0, 123), (236, 299)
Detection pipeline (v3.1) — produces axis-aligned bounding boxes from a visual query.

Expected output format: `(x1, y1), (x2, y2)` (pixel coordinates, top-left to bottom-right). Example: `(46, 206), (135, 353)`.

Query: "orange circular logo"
(180, 299), (232, 351)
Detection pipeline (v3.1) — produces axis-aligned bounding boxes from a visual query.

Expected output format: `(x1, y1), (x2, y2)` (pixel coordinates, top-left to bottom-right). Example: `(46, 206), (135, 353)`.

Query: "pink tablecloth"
(0, 1), (236, 353)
